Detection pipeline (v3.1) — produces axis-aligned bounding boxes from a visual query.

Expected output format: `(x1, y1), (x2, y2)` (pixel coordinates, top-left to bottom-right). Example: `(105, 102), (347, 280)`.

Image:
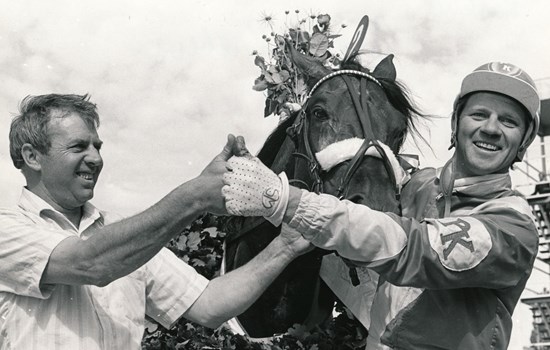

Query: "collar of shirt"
(17, 187), (103, 235)
(435, 167), (512, 198)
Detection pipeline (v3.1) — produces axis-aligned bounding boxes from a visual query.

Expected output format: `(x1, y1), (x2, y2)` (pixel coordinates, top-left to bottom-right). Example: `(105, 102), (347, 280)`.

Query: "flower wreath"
(252, 11), (348, 120)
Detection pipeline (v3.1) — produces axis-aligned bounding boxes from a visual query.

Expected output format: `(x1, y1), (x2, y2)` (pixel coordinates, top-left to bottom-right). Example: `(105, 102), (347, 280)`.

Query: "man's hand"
(232, 135), (251, 158)
(198, 134), (246, 214)
(279, 223), (314, 257)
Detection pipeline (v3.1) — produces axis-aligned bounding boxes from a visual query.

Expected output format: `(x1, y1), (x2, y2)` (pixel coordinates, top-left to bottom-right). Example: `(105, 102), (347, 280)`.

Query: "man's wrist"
(283, 187), (302, 223)
(179, 177), (213, 213)
(270, 234), (301, 261)
(264, 172), (289, 226)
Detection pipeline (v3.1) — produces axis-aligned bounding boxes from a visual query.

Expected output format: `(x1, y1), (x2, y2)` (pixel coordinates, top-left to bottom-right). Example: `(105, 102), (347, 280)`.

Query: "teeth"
(78, 173), (93, 180)
(475, 142), (499, 151)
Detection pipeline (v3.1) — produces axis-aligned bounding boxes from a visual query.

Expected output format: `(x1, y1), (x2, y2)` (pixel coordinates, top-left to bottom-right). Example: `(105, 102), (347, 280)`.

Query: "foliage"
(252, 10), (348, 119)
(141, 214), (368, 350)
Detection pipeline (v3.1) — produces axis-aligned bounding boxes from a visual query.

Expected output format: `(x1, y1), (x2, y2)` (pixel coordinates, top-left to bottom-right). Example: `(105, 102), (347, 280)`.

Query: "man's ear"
(21, 143), (42, 171)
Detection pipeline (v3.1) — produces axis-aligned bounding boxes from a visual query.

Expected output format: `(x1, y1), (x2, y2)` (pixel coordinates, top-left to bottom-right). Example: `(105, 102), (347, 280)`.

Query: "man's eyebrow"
(70, 138), (104, 146)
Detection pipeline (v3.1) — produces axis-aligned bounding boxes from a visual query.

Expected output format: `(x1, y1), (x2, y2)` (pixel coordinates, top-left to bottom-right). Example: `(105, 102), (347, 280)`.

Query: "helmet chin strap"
(440, 156), (456, 218)
(448, 132), (456, 150)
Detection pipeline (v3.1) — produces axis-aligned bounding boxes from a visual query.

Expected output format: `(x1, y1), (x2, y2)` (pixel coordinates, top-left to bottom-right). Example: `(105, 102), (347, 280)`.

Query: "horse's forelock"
(340, 54), (370, 73)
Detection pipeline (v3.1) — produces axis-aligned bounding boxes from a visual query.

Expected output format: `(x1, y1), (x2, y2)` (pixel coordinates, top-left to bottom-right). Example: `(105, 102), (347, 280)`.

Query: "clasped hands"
(199, 134), (289, 224)
(199, 133), (311, 255)
(222, 154), (289, 226)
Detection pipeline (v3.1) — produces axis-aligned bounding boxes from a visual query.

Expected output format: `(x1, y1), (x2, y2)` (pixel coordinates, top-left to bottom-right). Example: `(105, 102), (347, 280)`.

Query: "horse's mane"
(341, 55), (430, 151)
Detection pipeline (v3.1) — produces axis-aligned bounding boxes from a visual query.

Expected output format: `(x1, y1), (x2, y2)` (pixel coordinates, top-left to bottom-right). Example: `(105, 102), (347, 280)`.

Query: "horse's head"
(286, 44), (420, 212)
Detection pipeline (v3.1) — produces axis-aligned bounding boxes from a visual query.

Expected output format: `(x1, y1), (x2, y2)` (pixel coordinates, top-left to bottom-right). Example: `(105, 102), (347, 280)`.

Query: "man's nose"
(85, 146), (103, 167)
(480, 113), (502, 136)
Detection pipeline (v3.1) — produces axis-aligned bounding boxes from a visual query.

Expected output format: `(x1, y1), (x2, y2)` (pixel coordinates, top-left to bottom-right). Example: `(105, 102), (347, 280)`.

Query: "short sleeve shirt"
(0, 188), (208, 350)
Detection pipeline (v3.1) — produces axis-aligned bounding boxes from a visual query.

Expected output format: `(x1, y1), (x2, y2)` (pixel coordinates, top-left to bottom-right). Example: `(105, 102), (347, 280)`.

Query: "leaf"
(289, 29), (310, 45)
(267, 65), (279, 74)
(276, 89), (289, 104)
(191, 258), (206, 267)
(271, 72), (285, 85)
(278, 70), (290, 82)
(144, 319), (158, 333)
(176, 235), (187, 251)
(309, 33), (329, 57)
(298, 30), (310, 44)
(328, 34), (342, 39)
(254, 55), (266, 69)
(312, 25), (321, 34)
(186, 231), (201, 251)
(287, 323), (310, 340)
(203, 227), (218, 237)
(288, 28), (298, 41)
(264, 98), (278, 117)
(252, 77), (269, 91)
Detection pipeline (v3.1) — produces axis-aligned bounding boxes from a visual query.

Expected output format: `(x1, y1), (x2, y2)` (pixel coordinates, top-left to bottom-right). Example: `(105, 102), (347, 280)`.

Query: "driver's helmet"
(450, 62), (540, 162)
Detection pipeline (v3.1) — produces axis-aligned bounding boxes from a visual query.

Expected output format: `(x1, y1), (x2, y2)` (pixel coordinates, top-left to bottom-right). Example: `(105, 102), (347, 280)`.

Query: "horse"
(223, 40), (426, 338)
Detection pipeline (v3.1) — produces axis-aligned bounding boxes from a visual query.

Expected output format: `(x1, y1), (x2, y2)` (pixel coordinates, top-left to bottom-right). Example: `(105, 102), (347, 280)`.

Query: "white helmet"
(450, 62), (541, 161)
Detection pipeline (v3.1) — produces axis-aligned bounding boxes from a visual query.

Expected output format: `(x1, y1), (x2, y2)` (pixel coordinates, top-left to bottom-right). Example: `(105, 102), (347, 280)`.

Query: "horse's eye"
(311, 108), (329, 121)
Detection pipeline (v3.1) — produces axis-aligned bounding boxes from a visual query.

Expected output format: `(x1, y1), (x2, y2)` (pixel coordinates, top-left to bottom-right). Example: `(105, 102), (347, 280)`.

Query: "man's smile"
(76, 171), (95, 181)
(473, 141), (501, 152)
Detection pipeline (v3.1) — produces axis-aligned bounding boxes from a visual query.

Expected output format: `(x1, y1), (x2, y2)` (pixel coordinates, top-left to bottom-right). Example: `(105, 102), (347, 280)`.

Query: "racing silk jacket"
(287, 167), (538, 350)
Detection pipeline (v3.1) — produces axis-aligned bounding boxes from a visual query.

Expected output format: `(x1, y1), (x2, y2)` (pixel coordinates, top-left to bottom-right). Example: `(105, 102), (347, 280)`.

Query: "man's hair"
(9, 94), (100, 169)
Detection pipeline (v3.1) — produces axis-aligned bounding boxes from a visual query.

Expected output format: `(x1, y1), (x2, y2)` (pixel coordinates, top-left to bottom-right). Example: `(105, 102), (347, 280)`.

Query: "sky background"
(1, 0), (550, 347)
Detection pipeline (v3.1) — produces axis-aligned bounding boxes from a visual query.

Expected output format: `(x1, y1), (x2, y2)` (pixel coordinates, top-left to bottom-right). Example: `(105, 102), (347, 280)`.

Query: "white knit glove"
(222, 156), (289, 226)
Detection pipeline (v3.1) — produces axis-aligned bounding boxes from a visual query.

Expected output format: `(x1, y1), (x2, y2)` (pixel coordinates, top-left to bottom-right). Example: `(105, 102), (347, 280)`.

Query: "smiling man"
(0, 94), (312, 349)
(454, 92), (527, 177)
(220, 62), (541, 349)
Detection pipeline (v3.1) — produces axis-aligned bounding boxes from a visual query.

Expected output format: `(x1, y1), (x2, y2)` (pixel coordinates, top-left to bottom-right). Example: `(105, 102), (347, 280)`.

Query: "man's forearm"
(283, 188), (407, 263)
(184, 234), (299, 328)
(42, 177), (210, 286)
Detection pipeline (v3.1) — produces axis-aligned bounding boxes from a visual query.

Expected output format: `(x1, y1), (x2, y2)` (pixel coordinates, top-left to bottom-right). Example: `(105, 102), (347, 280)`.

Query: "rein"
(291, 70), (400, 200)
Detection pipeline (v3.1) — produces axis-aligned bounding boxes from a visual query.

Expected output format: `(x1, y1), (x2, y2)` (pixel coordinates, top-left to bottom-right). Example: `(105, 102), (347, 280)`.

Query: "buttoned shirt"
(0, 188), (208, 350)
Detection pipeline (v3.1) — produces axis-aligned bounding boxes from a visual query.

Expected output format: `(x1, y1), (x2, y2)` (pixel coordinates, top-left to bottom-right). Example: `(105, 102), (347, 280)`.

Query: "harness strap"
(300, 110), (324, 193)
(336, 138), (371, 198)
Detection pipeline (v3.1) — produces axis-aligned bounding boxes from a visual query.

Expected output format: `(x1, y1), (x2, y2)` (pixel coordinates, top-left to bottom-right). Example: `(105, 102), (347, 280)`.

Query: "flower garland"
(252, 10), (348, 120)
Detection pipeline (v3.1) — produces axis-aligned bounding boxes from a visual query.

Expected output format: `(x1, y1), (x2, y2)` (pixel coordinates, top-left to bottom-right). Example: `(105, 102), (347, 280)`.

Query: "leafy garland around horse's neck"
(252, 11), (347, 120)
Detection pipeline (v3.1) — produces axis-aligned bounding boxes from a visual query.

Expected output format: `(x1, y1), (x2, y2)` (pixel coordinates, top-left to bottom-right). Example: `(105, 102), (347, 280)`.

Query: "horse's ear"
(285, 38), (331, 89)
(372, 54), (396, 81)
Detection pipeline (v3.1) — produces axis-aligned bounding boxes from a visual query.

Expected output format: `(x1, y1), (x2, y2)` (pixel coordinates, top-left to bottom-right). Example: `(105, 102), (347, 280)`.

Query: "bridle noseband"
(290, 70), (399, 200)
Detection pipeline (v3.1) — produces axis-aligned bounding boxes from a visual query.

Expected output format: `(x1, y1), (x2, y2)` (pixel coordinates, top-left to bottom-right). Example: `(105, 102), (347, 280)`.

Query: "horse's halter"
(290, 70), (399, 200)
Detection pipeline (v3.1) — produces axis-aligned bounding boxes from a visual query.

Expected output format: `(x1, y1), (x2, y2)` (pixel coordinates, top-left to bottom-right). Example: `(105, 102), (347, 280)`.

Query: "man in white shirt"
(0, 93), (311, 349)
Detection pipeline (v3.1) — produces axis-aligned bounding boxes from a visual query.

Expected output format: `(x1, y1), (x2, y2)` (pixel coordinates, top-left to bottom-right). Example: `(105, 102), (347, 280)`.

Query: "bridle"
(289, 69), (400, 200)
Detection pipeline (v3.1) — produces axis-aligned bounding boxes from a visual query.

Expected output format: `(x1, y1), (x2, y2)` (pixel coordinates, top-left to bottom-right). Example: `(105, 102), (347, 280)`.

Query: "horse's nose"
(346, 193), (366, 204)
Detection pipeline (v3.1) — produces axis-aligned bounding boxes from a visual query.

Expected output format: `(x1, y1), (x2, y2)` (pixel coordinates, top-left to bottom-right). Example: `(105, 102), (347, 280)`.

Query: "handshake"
(222, 155), (290, 226)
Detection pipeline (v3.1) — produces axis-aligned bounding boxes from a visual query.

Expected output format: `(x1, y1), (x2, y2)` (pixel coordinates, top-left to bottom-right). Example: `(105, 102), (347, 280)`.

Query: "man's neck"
(60, 207), (83, 229)
(26, 186), (84, 229)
